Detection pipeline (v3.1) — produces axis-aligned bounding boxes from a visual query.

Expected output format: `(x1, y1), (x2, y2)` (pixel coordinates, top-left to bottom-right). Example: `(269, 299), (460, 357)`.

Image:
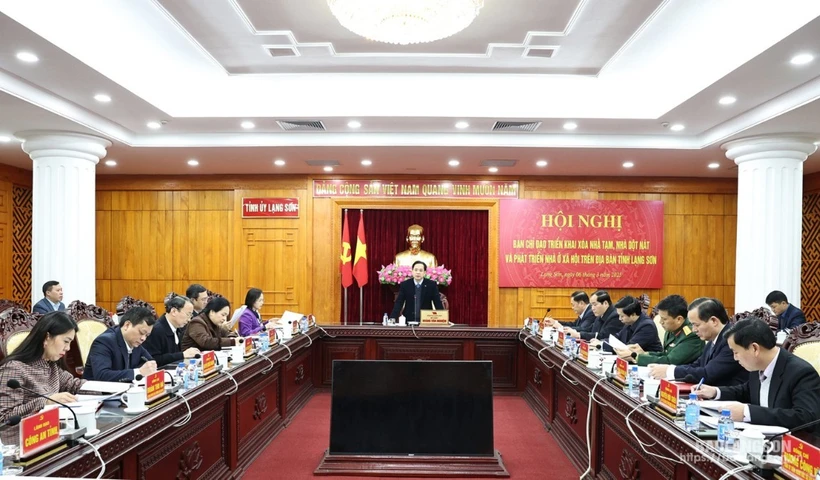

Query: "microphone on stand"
(4, 415), (21, 427)
(7, 379), (86, 442)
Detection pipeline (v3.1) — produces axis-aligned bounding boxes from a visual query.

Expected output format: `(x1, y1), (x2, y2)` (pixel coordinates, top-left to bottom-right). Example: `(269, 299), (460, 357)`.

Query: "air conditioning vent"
(277, 120), (326, 131)
(306, 160), (339, 167)
(492, 121), (541, 132)
(525, 47), (556, 58)
(267, 47), (298, 58)
(480, 159), (517, 167)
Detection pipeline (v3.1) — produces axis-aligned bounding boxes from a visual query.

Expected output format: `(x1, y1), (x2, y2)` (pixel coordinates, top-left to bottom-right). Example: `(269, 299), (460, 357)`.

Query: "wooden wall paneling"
(487, 200), (500, 327)
(311, 198), (336, 323)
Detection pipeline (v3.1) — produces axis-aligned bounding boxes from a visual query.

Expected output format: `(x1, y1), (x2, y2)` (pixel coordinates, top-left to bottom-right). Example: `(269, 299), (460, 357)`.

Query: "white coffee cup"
(776, 330), (788, 345)
(281, 322), (293, 339)
(643, 378), (661, 400)
(121, 386), (146, 410)
(739, 429), (765, 457)
(215, 351), (229, 366)
(398, 316), (406, 326)
(587, 350), (602, 370)
(231, 344), (245, 363)
(59, 406), (96, 433)
(542, 327), (555, 342)
(601, 356), (617, 373)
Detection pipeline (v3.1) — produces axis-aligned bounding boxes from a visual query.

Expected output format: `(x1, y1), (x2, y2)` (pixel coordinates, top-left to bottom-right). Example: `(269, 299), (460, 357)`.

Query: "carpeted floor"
(242, 393), (579, 479)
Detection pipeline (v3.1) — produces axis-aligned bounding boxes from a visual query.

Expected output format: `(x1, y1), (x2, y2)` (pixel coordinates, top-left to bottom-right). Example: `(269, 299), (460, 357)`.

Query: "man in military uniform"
(615, 294), (703, 366)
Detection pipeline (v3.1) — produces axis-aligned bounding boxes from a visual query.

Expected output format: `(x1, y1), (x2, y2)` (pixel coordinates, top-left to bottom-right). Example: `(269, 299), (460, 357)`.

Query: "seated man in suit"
(765, 290), (806, 331)
(390, 261), (443, 325)
(186, 283), (209, 317)
(648, 297), (747, 386)
(566, 290), (623, 341)
(696, 317), (820, 431)
(617, 294), (703, 366)
(143, 295), (200, 367)
(599, 295), (662, 354)
(543, 291), (596, 331)
(32, 280), (66, 314)
(83, 306), (158, 382)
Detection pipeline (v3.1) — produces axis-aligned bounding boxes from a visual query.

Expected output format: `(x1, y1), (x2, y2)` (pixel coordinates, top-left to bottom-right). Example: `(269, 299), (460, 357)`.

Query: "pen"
(694, 377), (705, 392)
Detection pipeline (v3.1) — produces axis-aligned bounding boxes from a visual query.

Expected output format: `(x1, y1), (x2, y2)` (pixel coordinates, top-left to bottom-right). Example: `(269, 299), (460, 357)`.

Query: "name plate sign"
(579, 341), (589, 362)
(557, 331), (565, 348)
(616, 358), (629, 382)
(244, 337), (253, 356)
(658, 379), (679, 414)
(420, 310), (450, 327)
(201, 351), (216, 376)
(20, 409), (60, 457)
(145, 371), (164, 402)
(242, 198), (299, 218)
(782, 434), (820, 480)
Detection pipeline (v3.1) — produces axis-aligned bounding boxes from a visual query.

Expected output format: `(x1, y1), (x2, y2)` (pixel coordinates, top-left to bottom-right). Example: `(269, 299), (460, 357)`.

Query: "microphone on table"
(7, 379), (86, 442)
(748, 417), (820, 474)
(4, 415), (21, 427)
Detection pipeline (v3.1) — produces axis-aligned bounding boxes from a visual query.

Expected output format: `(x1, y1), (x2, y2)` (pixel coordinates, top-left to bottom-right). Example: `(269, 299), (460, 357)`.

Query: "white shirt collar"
(121, 328), (134, 354)
(761, 348), (780, 380)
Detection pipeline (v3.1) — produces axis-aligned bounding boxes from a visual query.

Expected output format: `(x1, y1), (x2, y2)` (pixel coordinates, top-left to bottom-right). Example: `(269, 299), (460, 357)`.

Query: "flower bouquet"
(377, 264), (453, 288)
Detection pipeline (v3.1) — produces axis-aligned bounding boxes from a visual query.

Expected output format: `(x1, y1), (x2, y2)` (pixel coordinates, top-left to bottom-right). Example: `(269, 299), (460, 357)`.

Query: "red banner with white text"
(498, 200), (663, 288)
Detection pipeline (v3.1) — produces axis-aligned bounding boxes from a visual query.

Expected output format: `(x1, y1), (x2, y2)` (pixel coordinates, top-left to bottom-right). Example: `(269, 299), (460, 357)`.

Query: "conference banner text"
(498, 199), (664, 288)
(313, 180), (518, 198)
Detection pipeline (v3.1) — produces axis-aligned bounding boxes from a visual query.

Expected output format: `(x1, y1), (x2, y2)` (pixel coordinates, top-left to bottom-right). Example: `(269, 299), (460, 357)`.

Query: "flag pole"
(344, 287), (348, 325)
(359, 209), (364, 325)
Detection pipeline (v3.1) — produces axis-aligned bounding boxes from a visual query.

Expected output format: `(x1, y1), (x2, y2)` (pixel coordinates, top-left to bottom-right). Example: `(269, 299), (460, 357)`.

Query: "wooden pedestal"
(314, 449), (510, 477)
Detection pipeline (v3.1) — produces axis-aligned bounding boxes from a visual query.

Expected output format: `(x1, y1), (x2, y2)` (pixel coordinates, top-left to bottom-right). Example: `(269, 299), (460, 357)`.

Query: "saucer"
(85, 428), (101, 437)
(123, 406), (148, 415)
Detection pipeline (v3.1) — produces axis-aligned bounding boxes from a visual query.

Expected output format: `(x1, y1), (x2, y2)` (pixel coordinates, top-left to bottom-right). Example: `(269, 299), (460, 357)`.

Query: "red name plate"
(242, 198), (299, 218)
(579, 341), (589, 362)
(658, 379), (679, 413)
(616, 358), (629, 381)
(201, 351), (216, 376)
(268, 327), (277, 345)
(20, 408), (60, 457)
(145, 371), (164, 402)
(782, 434), (820, 480)
(557, 331), (565, 348)
(244, 337), (253, 356)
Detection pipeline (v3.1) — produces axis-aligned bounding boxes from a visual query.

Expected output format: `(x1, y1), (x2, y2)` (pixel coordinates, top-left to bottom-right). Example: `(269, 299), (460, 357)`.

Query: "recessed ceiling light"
(323, 166), (334, 172)
(274, 159), (286, 166)
(455, 121), (469, 129)
(536, 160), (548, 167)
(241, 121), (255, 129)
(708, 163), (720, 169)
(669, 123), (685, 132)
(718, 96), (736, 105)
(104, 160), (117, 167)
(488, 167), (498, 173)
(790, 53), (814, 65)
(361, 159), (372, 166)
(147, 121), (161, 129)
(0, 136), (11, 143)
(94, 94), (111, 103)
(622, 161), (634, 168)
(448, 159), (460, 167)
(16, 51), (38, 63)
(563, 122), (578, 131)
(187, 159), (199, 166)
(347, 120), (361, 129)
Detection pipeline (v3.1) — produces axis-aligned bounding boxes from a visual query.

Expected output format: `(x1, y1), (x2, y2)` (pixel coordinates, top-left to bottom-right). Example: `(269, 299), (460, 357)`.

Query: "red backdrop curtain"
(342, 209), (489, 327)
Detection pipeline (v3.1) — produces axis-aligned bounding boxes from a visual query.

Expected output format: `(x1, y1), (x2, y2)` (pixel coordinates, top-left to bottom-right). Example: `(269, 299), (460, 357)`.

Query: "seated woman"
(181, 296), (238, 351)
(0, 311), (85, 423)
(237, 288), (276, 337)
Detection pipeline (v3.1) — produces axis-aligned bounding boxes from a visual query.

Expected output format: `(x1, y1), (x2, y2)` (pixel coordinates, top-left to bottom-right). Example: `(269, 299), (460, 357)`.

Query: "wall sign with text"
(242, 198), (299, 218)
(498, 199), (663, 288)
(312, 180), (518, 198)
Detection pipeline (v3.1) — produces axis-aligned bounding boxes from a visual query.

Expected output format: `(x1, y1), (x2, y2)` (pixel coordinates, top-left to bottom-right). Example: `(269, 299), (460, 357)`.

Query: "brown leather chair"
(782, 322), (820, 374)
(0, 307), (40, 361)
(67, 300), (115, 376)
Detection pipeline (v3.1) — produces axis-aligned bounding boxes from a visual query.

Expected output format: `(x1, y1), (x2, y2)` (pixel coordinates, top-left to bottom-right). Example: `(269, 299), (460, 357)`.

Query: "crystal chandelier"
(327, 0), (484, 45)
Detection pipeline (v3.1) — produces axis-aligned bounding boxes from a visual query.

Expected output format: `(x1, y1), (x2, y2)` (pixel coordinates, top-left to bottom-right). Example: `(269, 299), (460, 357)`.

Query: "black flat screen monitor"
(329, 360), (494, 456)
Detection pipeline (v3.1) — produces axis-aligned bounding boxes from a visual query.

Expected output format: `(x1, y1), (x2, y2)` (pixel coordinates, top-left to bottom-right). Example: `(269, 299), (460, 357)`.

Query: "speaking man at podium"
(390, 261), (443, 325)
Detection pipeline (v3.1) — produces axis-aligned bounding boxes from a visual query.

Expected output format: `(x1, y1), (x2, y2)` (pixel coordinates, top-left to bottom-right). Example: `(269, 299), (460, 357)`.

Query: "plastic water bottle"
(258, 332), (268, 352)
(182, 362), (190, 390)
(175, 362), (186, 385)
(188, 359), (199, 386)
(684, 393), (700, 432)
(530, 318), (539, 335)
(627, 366), (641, 398)
(717, 409), (735, 450)
(569, 338), (577, 357)
(383, 313), (388, 326)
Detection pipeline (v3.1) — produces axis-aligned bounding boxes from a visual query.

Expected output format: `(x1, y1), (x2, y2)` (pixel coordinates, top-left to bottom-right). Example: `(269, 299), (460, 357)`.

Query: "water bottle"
(175, 362), (186, 385)
(383, 313), (388, 326)
(182, 363), (190, 390)
(627, 366), (641, 398)
(684, 393), (700, 432)
(717, 409), (735, 450)
(258, 332), (268, 352)
(531, 318), (539, 336)
(570, 338), (577, 358)
(188, 359), (199, 386)
(563, 336), (571, 355)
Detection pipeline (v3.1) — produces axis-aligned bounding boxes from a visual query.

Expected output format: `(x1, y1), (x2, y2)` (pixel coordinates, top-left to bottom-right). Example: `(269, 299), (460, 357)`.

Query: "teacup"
(601, 356), (617, 373)
(230, 345), (245, 363)
(121, 386), (146, 410)
(643, 378), (661, 400)
(398, 316), (406, 326)
(739, 429), (765, 457)
(776, 330), (788, 345)
(542, 327), (555, 342)
(587, 350), (603, 370)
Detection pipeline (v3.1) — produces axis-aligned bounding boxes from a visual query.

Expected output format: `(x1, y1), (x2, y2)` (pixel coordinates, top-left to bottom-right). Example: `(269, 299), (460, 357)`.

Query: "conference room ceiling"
(0, 0), (819, 177)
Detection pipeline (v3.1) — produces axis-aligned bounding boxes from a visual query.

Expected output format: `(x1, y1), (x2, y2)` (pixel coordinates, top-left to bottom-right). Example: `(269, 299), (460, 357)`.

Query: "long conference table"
(9, 325), (777, 479)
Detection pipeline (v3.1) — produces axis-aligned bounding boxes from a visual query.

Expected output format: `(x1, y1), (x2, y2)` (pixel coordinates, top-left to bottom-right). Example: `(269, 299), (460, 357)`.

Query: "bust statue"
(394, 224), (438, 268)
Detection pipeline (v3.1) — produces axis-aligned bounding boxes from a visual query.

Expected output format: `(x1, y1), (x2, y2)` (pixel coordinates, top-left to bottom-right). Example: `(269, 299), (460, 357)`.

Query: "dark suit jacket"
(778, 304), (806, 331)
(719, 349), (820, 432)
(83, 327), (153, 382)
(32, 298), (65, 314)
(674, 325), (747, 386)
(562, 306), (596, 331)
(606, 313), (663, 354)
(143, 315), (185, 368)
(390, 278), (444, 324)
(580, 306), (623, 341)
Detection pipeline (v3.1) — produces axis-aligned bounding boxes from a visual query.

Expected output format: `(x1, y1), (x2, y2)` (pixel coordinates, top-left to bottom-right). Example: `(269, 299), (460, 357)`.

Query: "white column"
(17, 131), (111, 307)
(723, 135), (818, 313)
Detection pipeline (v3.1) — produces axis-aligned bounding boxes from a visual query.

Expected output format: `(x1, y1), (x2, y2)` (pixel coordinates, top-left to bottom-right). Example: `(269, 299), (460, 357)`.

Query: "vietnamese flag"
(353, 211), (368, 287)
(340, 210), (353, 288)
